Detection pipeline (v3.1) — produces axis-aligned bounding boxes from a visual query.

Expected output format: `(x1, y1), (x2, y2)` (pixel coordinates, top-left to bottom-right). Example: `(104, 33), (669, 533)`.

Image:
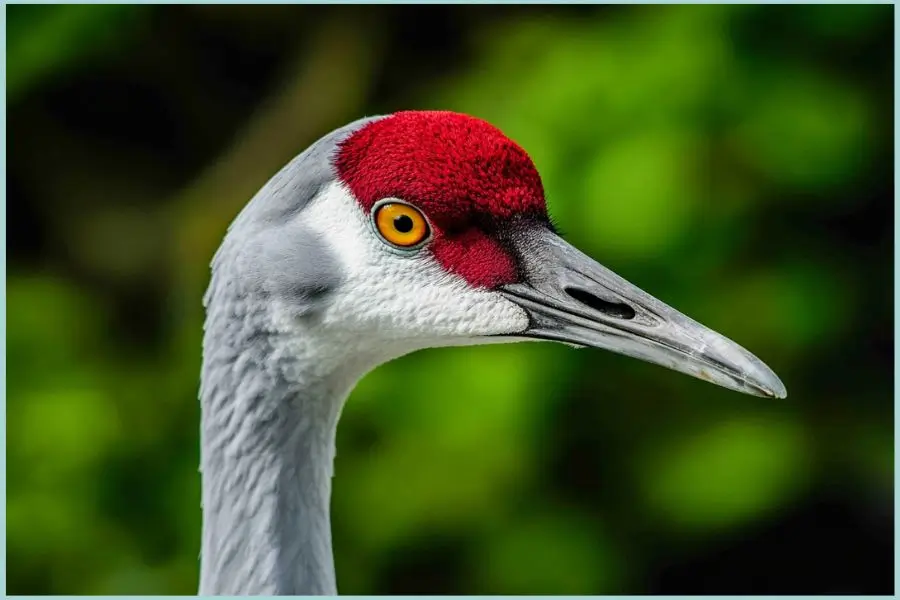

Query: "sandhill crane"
(199, 110), (786, 595)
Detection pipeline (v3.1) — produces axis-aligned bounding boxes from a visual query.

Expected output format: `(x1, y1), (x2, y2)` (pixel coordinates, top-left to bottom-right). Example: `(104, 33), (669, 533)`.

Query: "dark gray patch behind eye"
(212, 115), (386, 318)
(242, 220), (344, 318)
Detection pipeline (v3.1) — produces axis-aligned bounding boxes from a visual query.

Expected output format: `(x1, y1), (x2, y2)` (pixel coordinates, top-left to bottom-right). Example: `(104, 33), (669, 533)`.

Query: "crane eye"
(373, 201), (431, 249)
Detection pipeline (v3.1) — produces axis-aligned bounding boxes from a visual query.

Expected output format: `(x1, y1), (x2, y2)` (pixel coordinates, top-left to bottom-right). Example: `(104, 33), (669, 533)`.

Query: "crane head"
(225, 110), (785, 399)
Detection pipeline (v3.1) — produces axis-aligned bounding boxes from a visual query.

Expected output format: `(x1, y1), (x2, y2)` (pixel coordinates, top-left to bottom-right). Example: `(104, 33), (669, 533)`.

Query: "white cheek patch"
(296, 181), (530, 347)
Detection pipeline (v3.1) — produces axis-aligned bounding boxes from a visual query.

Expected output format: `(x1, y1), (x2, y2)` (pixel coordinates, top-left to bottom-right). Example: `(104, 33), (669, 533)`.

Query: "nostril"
(564, 286), (636, 320)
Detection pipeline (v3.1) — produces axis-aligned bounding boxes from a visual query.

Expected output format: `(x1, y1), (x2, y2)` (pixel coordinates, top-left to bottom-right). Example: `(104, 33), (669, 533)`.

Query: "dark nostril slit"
(564, 287), (636, 320)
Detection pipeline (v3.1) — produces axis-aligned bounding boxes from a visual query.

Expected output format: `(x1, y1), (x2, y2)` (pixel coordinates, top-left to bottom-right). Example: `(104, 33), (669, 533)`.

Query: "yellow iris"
(374, 202), (430, 248)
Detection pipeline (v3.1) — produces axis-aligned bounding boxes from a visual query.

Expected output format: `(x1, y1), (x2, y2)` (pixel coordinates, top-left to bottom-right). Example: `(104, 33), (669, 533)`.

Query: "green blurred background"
(6, 4), (894, 595)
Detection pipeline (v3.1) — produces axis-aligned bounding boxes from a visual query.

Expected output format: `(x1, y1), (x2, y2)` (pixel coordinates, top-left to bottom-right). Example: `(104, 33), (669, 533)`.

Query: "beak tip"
(769, 379), (788, 400)
(753, 368), (787, 399)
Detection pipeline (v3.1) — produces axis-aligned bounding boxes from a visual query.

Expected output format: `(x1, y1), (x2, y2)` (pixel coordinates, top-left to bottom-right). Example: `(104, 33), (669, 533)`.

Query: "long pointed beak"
(499, 226), (787, 399)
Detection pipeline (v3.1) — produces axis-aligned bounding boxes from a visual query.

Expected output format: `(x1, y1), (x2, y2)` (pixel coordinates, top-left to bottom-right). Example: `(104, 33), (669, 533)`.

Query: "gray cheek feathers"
(213, 115), (388, 317)
(249, 223), (345, 318)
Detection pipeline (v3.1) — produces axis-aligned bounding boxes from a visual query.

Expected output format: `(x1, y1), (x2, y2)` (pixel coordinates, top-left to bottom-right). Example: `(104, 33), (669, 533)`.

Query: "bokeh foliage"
(6, 5), (893, 594)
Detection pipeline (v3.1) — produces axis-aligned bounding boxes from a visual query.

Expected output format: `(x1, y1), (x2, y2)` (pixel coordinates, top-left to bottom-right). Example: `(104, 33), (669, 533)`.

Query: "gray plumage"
(198, 110), (787, 597)
(199, 117), (380, 594)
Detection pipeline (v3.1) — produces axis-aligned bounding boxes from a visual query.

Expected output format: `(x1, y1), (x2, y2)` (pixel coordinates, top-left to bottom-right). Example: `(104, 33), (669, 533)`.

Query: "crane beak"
(498, 226), (787, 399)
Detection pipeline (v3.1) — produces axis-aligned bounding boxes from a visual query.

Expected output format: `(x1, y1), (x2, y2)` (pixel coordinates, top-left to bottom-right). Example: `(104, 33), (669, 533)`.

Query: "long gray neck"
(198, 272), (355, 595)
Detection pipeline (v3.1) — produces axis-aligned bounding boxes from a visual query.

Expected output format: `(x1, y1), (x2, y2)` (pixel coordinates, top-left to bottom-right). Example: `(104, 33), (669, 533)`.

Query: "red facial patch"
(334, 111), (547, 288)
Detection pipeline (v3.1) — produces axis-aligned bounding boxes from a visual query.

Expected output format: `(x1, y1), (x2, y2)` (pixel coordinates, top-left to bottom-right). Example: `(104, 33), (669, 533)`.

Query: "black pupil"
(394, 214), (414, 233)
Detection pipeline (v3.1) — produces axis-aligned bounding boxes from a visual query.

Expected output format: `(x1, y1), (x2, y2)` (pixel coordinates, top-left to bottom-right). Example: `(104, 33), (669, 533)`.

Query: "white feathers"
(283, 181), (530, 361)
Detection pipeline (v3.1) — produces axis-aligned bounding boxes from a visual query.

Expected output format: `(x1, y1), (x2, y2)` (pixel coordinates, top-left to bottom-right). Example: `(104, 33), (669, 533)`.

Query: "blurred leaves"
(472, 508), (622, 594)
(337, 346), (544, 551)
(638, 415), (812, 531)
(733, 69), (872, 191)
(580, 127), (699, 257)
(7, 5), (147, 101)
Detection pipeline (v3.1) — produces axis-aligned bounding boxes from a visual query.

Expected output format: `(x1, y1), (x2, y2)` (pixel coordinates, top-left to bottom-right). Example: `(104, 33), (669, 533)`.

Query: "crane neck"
(198, 274), (364, 595)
